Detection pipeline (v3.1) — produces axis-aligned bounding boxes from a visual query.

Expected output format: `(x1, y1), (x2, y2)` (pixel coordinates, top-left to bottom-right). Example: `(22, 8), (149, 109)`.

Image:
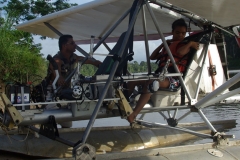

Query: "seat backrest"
(95, 32), (129, 76)
(95, 0), (139, 76)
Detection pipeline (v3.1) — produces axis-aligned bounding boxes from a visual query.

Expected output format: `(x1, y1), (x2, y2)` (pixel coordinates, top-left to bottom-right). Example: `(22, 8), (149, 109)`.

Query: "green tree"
(81, 64), (97, 76)
(0, 15), (47, 83)
(140, 61), (150, 72)
(0, 0), (77, 24)
(150, 62), (158, 71)
(0, 0), (77, 84)
(128, 61), (158, 73)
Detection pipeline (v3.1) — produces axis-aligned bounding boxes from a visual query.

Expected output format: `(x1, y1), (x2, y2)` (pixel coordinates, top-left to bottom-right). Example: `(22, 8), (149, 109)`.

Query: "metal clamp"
(213, 132), (235, 146)
(112, 54), (122, 62)
(39, 115), (59, 140)
(73, 143), (96, 160)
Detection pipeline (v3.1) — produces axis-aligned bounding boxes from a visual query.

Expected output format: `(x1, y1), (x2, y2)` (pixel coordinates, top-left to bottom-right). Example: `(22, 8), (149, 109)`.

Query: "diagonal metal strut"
(136, 119), (213, 139)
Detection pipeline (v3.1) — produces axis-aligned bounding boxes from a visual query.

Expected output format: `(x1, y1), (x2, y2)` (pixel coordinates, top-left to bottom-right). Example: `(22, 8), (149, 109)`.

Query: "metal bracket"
(39, 115), (59, 140)
(112, 54), (122, 62)
(190, 99), (198, 105)
(73, 143), (96, 160)
(115, 89), (133, 117)
(0, 93), (23, 126)
(107, 100), (116, 110)
(167, 118), (178, 127)
(190, 106), (199, 112)
(131, 121), (142, 129)
(213, 132), (235, 146)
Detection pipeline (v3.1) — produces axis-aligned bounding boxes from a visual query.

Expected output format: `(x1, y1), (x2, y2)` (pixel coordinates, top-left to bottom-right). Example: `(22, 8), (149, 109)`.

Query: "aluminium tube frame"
(136, 119), (213, 139)
(102, 41), (111, 52)
(44, 22), (89, 57)
(12, 98), (120, 107)
(141, 105), (189, 111)
(158, 111), (168, 120)
(117, 73), (182, 81)
(195, 71), (240, 109)
(194, 34), (212, 99)
(200, 87), (240, 108)
(196, 77), (240, 132)
(193, 44), (209, 99)
(93, 8), (131, 52)
(173, 108), (178, 119)
(145, 1), (192, 101)
(149, 0), (207, 25)
(177, 110), (191, 122)
(141, 5), (152, 74)
(139, 113), (146, 119)
(98, 37), (111, 52)
(221, 34), (230, 80)
(167, 110), (172, 118)
(212, 24), (235, 37)
(198, 109), (217, 133)
(74, 0), (145, 150)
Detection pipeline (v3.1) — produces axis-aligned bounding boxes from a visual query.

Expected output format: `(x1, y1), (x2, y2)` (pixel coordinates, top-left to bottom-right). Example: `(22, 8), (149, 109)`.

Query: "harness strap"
(156, 42), (189, 73)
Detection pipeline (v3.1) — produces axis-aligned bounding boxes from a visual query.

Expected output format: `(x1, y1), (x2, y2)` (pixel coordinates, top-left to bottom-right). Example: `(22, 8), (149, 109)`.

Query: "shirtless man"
(49, 35), (101, 87)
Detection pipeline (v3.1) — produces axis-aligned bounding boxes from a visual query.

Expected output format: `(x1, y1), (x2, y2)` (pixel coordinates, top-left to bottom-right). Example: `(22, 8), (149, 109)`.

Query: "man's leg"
(127, 80), (146, 97)
(127, 92), (151, 123)
(158, 77), (170, 88)
(127, 78), (170, 123)
(127, 80), (151, 123)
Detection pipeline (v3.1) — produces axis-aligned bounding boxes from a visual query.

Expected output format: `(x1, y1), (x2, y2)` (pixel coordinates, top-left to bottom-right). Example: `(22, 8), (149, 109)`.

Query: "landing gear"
(73, 143), (96, 160)
(167, 118), (178, 127)
(212, 131), (235, 146)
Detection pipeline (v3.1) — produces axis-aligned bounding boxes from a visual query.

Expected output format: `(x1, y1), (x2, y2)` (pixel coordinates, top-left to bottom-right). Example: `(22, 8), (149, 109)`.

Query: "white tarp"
(15, 0), (240, 43)
(15, 0), (199, 43)
(185, 44), (226, 96)
(166, 0), (240, 27)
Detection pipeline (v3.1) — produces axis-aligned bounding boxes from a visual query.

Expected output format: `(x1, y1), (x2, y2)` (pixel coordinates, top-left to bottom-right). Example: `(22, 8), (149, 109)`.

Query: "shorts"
(167, 77), (180, 89)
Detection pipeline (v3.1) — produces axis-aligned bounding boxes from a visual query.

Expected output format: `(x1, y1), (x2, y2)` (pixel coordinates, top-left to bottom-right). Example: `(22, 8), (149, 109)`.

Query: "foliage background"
(0, 0), (77, 85)
(0, 16), (47, 83)
(81, 62), (158, 76)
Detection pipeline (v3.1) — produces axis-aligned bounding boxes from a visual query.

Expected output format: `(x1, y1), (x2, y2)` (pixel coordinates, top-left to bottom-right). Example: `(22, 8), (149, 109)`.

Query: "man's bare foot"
(127, 112), (137, 123)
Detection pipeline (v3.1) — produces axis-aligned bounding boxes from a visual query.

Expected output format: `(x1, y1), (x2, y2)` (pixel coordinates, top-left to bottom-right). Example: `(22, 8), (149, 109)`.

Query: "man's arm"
(77, 56), (102, 67)
(150, 43), (164, 60)
(177, 41), (199, 57)
(150, 40), (172, 60)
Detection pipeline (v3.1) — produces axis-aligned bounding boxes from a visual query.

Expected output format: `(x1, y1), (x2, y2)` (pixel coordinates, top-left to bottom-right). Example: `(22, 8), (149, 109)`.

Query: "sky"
(33, 0), (163, 62)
